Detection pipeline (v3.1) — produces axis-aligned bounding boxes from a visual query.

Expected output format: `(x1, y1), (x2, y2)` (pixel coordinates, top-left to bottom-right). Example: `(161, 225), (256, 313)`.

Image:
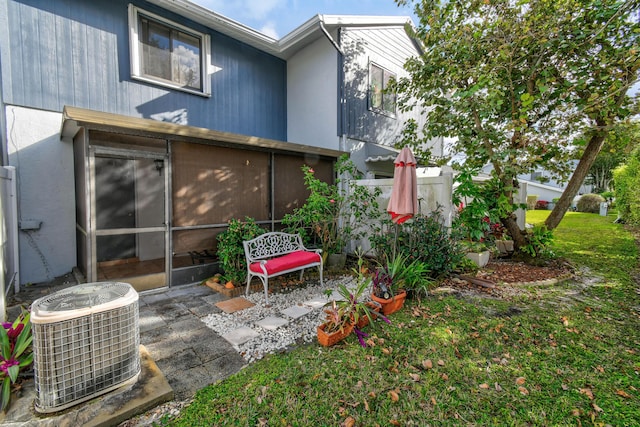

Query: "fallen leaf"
(580, 388), (594, 400)
(438, 359), (445, 366)
(422, 359), (433, 370)
(409, 373), (421, 382)
(430, 396), (437, 405)
(389, 390), (399, 402)
(363, 399), (370, 412)
(518, 386), (529, 395)
(390, 420), (401, 426)
(257, 418), (268, 426)
(515, 377), (526, 385)
(561, 384), (569, 391)
(495, 382), (503, 392)
(616, 390), (631, 398)
(592, 402), (603, 412)
(441, 373), (449, 380)
(561, 316), (569, 326)
(571, 408), (581, 417)
(382, 348), (391, 355)
(368, 391), (376, 398)
(342, 416), (355, 427)
(595, 365), (605, 373)
(479, 383), (490, 389)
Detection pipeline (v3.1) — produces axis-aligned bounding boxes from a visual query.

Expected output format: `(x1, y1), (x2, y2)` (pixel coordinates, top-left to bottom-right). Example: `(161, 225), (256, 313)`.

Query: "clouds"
(191, 0), (416, 40)
(195, 0), (287, 37)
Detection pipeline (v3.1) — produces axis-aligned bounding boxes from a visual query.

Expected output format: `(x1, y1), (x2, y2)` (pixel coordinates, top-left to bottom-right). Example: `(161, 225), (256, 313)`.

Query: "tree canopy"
(395, 0), (639, 248)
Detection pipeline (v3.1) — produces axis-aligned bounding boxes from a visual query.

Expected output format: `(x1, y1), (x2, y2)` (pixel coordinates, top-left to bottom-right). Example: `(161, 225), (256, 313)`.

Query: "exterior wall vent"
(31, 282), (140, 413)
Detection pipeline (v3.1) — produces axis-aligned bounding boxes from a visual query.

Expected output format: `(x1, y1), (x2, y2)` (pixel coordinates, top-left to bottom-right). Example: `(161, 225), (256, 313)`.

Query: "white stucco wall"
(6, 106), (76, 285)
(287, 34), (339, 151)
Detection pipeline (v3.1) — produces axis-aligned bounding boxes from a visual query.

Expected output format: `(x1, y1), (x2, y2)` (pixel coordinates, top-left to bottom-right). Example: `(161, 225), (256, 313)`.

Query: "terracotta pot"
(317, 322), (354, 347)
(371, 290), (407, 315)
(356, 302), (381, 329)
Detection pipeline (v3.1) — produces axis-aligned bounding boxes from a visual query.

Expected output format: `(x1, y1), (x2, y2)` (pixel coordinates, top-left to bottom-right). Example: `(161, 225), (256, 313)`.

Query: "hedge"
(613, 146), (640, 225)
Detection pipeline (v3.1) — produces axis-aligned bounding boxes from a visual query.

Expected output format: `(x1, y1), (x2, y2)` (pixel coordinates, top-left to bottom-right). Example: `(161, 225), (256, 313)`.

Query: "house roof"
(148, 0), (414, 59)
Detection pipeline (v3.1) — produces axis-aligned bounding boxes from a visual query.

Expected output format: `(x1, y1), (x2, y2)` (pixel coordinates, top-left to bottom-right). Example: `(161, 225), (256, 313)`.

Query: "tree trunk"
(545, 130), (607, 230)
(503, 214), (526, 250)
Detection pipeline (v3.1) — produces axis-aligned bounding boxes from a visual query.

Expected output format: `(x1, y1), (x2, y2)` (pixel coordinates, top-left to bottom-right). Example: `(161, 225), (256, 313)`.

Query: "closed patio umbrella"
(387, 146), (418, 224)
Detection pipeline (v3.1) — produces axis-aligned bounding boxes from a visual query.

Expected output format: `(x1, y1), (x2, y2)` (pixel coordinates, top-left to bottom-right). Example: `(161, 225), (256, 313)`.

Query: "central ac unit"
(31, 282), (140, 413)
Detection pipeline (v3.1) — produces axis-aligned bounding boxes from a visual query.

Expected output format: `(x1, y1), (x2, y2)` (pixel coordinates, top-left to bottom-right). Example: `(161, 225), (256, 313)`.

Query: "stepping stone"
(215, 297), (255, 314)
(303, 296), (328, 309)
(255, 316), (289, 330)
(281, 305), (312, 319)
(223, 326), (259, 346)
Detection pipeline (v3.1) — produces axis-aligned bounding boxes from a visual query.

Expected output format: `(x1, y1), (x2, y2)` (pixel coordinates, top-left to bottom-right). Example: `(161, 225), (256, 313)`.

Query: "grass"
(169, 212), (640, 426)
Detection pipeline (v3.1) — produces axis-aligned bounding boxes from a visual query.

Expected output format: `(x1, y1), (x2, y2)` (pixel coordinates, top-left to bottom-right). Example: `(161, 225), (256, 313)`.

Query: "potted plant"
(317, 300), (355, 347)
(370, 253), (422, 315)
(460, 240), (491, 267)
(318, 253), (388, 346)
(490, 222), (514, 254)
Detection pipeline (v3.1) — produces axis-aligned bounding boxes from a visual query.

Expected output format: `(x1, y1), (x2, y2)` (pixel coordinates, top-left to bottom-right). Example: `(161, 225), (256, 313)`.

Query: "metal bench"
(243, 232), (323, 305)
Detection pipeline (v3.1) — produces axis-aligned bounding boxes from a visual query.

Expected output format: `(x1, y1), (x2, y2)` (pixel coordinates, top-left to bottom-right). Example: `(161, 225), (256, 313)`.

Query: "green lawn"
(170, 212), (640, 426)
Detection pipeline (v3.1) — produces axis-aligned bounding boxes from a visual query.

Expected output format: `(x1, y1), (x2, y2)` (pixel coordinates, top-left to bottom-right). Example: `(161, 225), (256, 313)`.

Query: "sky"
(190, 0), (418, 39)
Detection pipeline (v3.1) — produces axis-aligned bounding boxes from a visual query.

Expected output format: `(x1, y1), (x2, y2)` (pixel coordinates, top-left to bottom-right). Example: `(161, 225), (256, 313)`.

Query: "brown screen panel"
(172, 228), (221, 255)
(273, 154), (335, 220)
(172, 142), (270, 226)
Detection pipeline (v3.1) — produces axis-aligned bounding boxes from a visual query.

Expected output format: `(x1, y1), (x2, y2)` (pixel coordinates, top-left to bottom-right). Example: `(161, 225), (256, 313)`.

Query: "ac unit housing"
(31, 282), (140, 413)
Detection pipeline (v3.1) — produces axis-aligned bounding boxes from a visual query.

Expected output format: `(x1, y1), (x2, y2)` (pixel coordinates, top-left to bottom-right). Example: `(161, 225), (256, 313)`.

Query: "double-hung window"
(369, 62), (396, 116)
(129, 5), (210, 96)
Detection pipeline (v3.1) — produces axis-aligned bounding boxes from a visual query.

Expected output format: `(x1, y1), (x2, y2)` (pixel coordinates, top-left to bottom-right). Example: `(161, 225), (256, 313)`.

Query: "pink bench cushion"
(250, 251), (321, 275)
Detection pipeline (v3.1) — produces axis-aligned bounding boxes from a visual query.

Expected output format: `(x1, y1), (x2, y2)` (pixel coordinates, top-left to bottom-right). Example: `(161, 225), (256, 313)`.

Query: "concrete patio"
(2, 274), (248, 426)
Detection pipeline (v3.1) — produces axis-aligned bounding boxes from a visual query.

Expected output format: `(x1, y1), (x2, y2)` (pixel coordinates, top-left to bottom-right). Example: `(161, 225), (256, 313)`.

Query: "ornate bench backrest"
(244, 232), (305, 261)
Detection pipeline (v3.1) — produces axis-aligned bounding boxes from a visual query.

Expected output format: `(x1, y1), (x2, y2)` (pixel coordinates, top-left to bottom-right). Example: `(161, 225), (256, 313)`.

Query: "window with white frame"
(369, 63), (396, 116)
(129, 5), (210, 96)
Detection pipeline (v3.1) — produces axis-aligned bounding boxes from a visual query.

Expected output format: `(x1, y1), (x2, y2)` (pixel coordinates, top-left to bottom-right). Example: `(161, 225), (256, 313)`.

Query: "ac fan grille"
(32, 301), (140, 412)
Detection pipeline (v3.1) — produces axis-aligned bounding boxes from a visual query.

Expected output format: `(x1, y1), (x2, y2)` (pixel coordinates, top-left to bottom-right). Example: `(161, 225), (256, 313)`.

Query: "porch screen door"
(91, 148), (169, 292)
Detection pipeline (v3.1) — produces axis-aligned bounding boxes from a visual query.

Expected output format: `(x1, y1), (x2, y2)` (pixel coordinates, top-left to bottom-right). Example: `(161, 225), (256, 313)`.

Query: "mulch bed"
(476, 259), (573, 284)
(438, 258), (575, 298)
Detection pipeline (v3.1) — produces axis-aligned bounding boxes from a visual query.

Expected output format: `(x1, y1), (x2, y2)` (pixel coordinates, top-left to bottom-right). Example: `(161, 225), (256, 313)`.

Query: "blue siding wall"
(2, 0), (287, 140)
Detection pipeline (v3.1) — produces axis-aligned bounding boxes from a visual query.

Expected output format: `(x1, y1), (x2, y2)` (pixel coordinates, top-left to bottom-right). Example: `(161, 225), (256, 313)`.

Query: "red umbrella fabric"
(387, 147), (418, 224)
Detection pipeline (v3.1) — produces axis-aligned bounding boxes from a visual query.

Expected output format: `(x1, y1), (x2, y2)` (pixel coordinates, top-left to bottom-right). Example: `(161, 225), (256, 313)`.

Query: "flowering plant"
(1, 308), (33, 412)
(282, 155), (381, 256)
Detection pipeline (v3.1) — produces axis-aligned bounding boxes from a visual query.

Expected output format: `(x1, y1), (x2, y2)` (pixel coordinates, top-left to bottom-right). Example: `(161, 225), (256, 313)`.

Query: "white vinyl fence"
(350, 173), (454, 255)
(1, 166), (19, 321)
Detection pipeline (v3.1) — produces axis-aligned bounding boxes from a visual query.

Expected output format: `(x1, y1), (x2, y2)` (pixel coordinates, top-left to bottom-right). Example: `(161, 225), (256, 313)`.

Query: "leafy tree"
(395, 0), (639, 249)
(584, 121), (639, 192)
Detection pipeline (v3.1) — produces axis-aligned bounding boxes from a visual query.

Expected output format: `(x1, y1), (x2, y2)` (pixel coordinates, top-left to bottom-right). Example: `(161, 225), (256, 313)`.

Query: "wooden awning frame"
(61, 105), (345, 158)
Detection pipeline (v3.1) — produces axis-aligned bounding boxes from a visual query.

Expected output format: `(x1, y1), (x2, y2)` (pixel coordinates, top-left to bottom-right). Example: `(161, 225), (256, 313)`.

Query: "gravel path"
(202, 275), (363, 363)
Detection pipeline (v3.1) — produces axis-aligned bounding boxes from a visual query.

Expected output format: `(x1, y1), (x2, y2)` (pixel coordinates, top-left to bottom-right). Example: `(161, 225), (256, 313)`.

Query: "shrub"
(371, 208), (465, 280)
(282, 155), (382, 256)
(613, 146), (640, 225)
(535, 200), (549, 210)
(576, 193), (605, 213)
(217, 217), (265, 284)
